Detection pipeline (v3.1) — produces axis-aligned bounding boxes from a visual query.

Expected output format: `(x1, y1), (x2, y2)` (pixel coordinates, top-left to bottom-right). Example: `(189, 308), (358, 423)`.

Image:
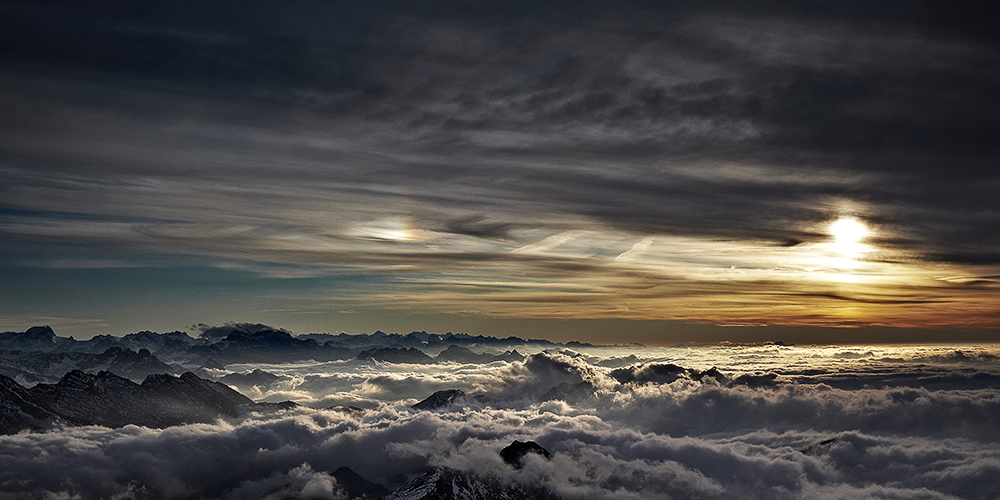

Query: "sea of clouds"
(2, 344), (999, 499)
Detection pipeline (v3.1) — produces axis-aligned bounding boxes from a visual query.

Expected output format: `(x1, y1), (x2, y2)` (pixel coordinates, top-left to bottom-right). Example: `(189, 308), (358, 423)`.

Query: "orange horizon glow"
(338, 217), (998, 329)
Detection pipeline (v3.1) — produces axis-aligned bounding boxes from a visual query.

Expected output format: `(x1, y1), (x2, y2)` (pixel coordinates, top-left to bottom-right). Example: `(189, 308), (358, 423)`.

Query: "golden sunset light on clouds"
(0, 1), (997, 343)
(2, 4), (1000, 500)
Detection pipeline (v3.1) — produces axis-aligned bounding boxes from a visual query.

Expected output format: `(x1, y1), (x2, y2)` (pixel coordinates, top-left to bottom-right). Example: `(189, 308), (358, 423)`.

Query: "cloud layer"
(2, 344), (998, 499)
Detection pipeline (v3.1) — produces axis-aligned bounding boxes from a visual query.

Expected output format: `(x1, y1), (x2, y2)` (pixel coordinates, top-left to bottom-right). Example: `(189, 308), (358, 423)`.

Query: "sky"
(1, 1), (998, 343)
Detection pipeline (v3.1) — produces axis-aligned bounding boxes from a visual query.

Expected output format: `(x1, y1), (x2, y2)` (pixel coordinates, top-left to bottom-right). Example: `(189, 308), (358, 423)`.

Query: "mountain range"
(0, 369), (263, 434)
(0, 325), (592, 383)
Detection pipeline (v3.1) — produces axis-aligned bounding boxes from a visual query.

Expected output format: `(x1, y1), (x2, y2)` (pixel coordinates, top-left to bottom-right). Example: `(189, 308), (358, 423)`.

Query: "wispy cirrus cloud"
(1, 1), (998, 335)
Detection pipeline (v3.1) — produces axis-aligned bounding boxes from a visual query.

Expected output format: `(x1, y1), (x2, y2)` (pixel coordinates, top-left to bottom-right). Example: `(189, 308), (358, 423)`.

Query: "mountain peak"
(500, 440), (552, 469)
(412, 389), (465, 410)
(15, 370), (255, 431)
(331, 466), (389, 499)
(24, 326), (56, 337)
(384, 467), (559, 500)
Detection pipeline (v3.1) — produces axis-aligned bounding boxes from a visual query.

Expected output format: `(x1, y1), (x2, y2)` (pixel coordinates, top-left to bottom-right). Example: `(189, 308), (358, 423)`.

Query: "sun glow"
(829, 217), (869, 256)
(352, 217), (420, 242)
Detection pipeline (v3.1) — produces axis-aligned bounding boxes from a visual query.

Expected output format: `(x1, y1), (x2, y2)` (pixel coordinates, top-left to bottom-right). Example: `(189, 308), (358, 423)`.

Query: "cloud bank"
(2, 345), (998, 499)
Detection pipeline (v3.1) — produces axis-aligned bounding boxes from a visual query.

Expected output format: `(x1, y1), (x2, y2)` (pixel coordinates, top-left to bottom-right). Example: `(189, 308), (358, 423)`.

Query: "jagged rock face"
(502, 350), (526, 362)
(28, 370), (147, 427)
(611, 363), (729, 385)
(23, 370), (254, 429)
(143, 372), (254, 415)
(383, 467), (559, 500)
(435, 345), (525, 364)
(412, 389), (466, 410)
(0, 326), (58, 352)
(692, 366), (728, 384)
(500, 440), (552, 469)
(0, 373), (59, 434)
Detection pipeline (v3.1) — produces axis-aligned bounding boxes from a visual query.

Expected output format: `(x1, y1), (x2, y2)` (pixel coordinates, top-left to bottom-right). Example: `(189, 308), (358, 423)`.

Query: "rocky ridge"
(0, 370), (268, 434)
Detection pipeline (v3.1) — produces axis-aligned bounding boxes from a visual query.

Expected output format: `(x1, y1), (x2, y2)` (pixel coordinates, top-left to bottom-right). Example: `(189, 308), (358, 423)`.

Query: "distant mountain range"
(0, 324), (611, 383)
(0, 345), (178, 384)
(0, 325), (584, 357)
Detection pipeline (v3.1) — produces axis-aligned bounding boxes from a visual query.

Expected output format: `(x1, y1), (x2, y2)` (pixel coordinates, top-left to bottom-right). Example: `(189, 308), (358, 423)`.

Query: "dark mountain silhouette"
(11, 370), (255, 431)
(0, 326), (60, 352)
(729, 372), (779, 388)
(0, 325), (634, 386)
(332, 466), (390, 499)
(435, 345), (525, 363)
(412, 389), (466, 410)
(0, 373), (60, 434)
(188, 329), (356, 364)
(64, 330), (201, 358)
(383, 467), (559, 500)
(693, 366), (729, 384)
(500, 440), (553, 469)
(301, 330), (570, 353)
(800, 437), (838, 455)
(611, 363), (729, 385)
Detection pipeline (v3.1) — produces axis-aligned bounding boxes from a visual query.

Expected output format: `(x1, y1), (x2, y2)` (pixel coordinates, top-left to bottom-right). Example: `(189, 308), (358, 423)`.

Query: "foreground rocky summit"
(500, 440), (552, 469)
(0, 370), (257, 433)
(383, 467), (559, 500)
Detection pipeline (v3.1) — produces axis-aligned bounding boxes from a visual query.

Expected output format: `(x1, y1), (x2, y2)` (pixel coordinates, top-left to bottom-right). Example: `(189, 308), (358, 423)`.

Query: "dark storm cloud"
(0, 1), (377, 99)
(3, 1), (997, 252)
(353, 9), (999, 259)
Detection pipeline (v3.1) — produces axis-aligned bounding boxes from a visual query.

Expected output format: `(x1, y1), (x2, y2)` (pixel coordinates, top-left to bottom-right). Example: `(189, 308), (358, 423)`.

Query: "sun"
(831, 218), (868, 244)
(829, 217), (869, 255)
